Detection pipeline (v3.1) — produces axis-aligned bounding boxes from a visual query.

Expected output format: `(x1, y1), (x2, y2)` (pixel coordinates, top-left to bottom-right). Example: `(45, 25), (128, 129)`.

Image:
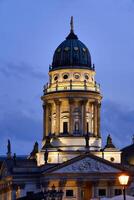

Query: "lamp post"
(118, 174), (129, 200)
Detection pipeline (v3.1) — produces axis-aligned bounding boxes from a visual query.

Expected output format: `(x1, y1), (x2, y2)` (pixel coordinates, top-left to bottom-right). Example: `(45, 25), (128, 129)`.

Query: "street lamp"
(118, 174), (129, 200)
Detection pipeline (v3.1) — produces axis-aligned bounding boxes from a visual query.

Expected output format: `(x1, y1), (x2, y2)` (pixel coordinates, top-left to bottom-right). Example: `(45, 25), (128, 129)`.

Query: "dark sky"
(0, 0), (134, 155)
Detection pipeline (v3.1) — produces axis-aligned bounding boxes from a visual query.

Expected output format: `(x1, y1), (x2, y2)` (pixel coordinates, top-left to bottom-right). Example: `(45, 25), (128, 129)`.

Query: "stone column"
(92, 181), (98, 199)
(93, 101), (98, 136)
(42, 103), (46, 140)
(59, 179), (66, 190)
(69, 99), (74, 135)
(97, 102), (101, 137)
(48, 104), (52, 135)
(107, 181), (115, 198)
(41, 181), (49, 191)
(45, 103), (49, 137)
(55, 100), (60, 135)
(82, 100), (88, 135)
(76, 180), (84, 200)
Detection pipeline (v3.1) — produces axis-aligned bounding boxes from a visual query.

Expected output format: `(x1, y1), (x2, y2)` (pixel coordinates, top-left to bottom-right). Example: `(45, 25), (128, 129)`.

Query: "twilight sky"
(0, 0), (134, 155)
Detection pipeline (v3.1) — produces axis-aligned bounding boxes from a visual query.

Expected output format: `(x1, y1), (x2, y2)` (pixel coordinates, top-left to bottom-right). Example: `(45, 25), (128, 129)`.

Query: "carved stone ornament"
(53, 157), (121, 173)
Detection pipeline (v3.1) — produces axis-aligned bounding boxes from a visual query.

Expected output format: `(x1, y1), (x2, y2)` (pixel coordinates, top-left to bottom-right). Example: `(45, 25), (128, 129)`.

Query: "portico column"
(107, 181), (114, 198)
(55, 100), (60, 135)
(76, 180), (84, 200)
(92, 181), (98, 198)
(59, 179), (66, 192)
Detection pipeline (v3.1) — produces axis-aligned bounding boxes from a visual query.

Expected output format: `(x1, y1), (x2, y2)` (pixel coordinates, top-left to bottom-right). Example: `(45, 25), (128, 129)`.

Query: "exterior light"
(118, 174), (129, 186)
(118, 174), (129, 200)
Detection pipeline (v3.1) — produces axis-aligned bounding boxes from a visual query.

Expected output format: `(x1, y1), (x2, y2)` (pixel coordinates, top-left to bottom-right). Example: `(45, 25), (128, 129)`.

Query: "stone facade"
(0, 18), (133, 200)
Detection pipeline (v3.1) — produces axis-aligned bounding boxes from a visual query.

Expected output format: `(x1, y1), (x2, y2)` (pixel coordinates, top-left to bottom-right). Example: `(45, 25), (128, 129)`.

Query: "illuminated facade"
(37, 17), (121, 166)
(0, 17), (134, 200)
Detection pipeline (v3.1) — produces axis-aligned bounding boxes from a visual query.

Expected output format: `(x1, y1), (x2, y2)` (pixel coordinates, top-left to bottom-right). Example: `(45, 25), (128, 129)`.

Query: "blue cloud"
(101, 100), (134, 149)
(0, 61), (46, 80)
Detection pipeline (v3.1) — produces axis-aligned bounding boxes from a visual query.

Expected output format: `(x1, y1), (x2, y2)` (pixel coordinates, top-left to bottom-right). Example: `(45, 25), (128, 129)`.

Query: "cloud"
(0, 61), (46, 80)
(101, 100), (134, 149)
(0, 109), (42, 155)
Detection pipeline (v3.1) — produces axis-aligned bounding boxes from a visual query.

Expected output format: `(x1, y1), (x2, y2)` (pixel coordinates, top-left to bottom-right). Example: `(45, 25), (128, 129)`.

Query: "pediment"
(51, 156), (121, 173)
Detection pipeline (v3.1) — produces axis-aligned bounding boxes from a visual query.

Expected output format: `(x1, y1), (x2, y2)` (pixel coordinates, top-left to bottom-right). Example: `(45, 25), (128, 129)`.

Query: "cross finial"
(70, 16), (74, 32)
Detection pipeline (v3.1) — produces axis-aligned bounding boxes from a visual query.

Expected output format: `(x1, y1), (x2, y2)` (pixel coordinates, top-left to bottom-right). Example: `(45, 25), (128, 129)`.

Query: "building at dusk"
(0, 17), (134, 200)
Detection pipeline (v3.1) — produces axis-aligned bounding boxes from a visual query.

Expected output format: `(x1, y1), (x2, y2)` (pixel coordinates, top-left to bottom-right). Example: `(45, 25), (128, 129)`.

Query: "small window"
(74, 47), (78, 51)
(115, 189), (122, 196)
(98, 189), (106, 197)
(74, 73), (80, 79)
(54, 74), (58, 81)
(110, 157), (115, 162)
(63, 74), (69, 79)
(82, 48), (86, 52)
(85, 74), (89, 80)
(66, 190), (73, 197)
(64, 47), (70, 51)
(57, 48), (61, 52)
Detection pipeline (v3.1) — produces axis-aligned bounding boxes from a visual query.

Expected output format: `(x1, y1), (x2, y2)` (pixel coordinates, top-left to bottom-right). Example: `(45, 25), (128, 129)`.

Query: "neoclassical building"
(0, 17), (134, 200)
(37, 17), (121, 166)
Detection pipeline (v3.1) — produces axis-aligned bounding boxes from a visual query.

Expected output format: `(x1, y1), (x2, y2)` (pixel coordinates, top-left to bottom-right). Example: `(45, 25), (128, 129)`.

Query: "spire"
(70, 16), (74, 33)
(104, 134), (116, 149)
(29, 141), (39, 160)
(7, 139), (11, 159)
(66, 16), (78, 40)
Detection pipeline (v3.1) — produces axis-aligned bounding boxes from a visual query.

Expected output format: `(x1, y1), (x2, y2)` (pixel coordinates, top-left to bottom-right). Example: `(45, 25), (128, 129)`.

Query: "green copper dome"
(51, 17), (92, 71)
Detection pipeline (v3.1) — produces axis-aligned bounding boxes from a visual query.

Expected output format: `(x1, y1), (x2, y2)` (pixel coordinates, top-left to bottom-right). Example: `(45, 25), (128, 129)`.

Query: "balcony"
(43, 80), (100, 94)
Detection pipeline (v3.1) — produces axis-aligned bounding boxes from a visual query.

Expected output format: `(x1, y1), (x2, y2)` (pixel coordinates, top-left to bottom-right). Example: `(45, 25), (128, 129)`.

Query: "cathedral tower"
(37, 17), (102, 165)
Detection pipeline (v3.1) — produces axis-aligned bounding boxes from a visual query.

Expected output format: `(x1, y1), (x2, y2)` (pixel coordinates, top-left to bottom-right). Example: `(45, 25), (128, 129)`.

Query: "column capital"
(69, 98), (74, 104)
(59, 179), (67, 188)
(54, 99), (61, 105)
(80, 99), (88, 105)
(76, 179), (84, 187)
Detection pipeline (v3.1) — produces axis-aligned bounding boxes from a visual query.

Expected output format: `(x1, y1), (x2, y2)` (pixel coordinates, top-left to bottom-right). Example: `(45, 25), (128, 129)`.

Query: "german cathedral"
(0, 17), (134, 200)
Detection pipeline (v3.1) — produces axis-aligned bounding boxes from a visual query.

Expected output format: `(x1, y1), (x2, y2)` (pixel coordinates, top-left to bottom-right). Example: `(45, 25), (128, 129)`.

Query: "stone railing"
(43, 81), (100, 94)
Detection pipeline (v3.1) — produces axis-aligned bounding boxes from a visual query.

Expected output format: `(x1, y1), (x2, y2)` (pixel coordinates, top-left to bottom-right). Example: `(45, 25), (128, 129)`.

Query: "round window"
(74, 73), (80, 79)
(54, 75), (58, 81)
(74, 47), (79, 51)
(64, 47), (69, 51)
(82, 48), (86, 52)
(110, 157), (115, 162)
(63, 74), (69, 79)
(85, 74), (89, 80)
(57, 48), (61, 53)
